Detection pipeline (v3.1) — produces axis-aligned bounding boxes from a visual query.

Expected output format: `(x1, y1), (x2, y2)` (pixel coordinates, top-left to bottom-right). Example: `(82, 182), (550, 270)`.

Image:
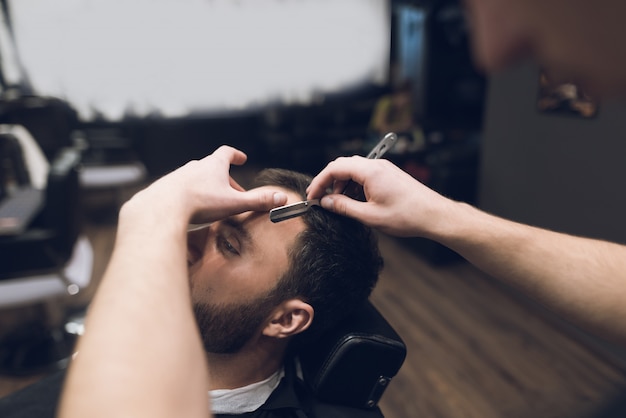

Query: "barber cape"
(213, 356), (384, 418)
(0, 357), (384, 418)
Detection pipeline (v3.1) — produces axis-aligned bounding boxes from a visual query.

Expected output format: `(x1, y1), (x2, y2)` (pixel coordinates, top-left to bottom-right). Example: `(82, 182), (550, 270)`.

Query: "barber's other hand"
(307, 156), (454, 238)
(124, 146), (288, 225)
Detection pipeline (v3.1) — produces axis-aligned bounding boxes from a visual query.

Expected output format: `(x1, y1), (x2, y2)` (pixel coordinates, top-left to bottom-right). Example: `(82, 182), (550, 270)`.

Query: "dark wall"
(479, 62), (626, 244)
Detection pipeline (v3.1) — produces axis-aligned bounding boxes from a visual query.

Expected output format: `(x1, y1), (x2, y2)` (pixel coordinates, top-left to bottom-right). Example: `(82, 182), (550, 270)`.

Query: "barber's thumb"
(244, 189), (288, 211)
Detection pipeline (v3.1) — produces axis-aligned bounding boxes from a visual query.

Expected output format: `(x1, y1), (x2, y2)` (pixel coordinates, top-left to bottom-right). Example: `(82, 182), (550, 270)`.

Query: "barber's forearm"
(309, 156), (626, 344)
(58, 145), (287, 418)
(435, 202), (626, 345)
(59, 201), (210, 418)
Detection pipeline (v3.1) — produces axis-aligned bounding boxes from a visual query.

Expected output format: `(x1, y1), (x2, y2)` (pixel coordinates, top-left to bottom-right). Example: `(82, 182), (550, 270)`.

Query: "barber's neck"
(205, 335), (288, 391)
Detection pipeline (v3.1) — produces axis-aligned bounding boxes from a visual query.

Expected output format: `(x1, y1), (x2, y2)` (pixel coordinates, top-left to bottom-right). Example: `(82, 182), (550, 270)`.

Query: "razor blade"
(269, 199), (320, 223)
(269, 132), (397, 223)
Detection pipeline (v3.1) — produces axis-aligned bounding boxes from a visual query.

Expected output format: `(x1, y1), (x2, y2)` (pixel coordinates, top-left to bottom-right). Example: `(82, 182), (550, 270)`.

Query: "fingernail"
(321, 196), (334, 210)
(273, 192), (287, 205)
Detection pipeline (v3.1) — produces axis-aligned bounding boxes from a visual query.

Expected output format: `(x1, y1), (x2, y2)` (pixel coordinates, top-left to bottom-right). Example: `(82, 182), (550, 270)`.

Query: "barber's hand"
(124, 146), (288, 226)
(307, 156), (453, 238)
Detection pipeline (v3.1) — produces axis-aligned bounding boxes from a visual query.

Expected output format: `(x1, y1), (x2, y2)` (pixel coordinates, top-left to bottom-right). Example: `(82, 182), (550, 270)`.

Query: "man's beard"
(193, 292), (281, 354)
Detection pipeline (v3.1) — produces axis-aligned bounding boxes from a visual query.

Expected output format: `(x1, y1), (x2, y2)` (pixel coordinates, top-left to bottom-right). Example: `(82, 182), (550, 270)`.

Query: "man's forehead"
(231, 186), (306, 243)
(253, 185), (304, 205)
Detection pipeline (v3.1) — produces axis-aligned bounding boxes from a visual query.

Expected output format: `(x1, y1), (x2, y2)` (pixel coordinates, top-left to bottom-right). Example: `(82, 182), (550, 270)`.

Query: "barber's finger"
(191, 190), (288, 225)
(332, 179), (349, 195)
(307, 163), (343, 199)
(238, 189), (288, 212)
(207, 145), (248, 166)
(307, 156), (369, 199)
(307, 180), (348, 196)
(319, 194), (373, 224)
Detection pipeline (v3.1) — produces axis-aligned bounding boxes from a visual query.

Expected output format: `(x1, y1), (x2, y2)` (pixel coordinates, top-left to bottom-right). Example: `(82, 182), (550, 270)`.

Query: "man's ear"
(262, 299), (314, 339)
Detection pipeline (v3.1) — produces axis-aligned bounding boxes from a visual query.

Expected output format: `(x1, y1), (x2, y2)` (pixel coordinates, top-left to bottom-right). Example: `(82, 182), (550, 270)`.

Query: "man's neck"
(205, 339), (286, 391)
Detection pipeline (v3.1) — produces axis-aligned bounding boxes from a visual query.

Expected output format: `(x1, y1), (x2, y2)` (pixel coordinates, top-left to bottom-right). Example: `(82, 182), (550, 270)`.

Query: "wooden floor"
(372, 236), (626, 418)
(2, 197), (626, 417)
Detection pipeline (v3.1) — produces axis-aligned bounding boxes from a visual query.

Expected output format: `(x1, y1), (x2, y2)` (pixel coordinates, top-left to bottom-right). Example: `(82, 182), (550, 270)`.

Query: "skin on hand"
(59, 146), (290, 418)
(123, 145), (288, 227)
(307, 155), (626, 346)
(307, 156), (455, 238)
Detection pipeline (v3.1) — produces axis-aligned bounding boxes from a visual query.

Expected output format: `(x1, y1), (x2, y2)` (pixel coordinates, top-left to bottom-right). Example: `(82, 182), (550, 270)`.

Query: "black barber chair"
(0, 146), (82, 277)
(299, 300), (407, 411)
(0, 134), (91, 375)
(0, 301), (406, 417)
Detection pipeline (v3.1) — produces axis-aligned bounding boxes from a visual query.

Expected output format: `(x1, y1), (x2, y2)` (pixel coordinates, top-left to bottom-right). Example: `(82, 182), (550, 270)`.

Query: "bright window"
(7, 0), (390, 120)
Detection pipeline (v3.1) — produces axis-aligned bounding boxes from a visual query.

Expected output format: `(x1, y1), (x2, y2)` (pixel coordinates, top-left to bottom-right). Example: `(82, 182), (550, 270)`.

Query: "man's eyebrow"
(221, 217), (255, 250)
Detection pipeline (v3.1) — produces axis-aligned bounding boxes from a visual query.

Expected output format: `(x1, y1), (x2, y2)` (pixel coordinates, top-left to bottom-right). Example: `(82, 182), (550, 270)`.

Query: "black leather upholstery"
(0, 146), (82, 279)
(299, 301), (407, 410)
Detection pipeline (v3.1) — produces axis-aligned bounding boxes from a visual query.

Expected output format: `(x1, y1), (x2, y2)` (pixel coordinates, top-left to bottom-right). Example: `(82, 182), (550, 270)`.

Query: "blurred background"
(2, 0), (484, 182)
(2, 0), (626, 417)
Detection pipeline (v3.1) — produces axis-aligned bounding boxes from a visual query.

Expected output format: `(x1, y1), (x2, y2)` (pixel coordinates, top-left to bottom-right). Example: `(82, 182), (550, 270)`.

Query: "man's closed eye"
(218, 235), (240, 256)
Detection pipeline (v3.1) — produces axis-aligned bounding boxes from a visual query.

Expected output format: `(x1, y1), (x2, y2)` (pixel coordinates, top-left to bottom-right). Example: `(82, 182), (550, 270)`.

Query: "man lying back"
(1, 149), (384, 418)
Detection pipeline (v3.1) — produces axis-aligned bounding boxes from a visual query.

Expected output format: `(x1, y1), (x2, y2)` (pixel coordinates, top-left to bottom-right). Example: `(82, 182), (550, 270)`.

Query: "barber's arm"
(58, 146), (287, 418)
(307, 156), (626, 346)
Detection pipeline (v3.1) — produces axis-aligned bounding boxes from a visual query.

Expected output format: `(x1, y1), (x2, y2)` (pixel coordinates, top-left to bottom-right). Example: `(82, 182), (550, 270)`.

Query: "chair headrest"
(298, 300), (406, 410)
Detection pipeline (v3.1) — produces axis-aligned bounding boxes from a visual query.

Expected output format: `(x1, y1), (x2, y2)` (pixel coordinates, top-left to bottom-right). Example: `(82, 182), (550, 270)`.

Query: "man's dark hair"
(253, 168), (383, 344)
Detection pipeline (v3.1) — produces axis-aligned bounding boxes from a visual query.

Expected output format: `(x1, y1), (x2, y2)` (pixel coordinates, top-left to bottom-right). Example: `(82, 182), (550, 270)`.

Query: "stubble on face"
(192, 289), (283, 354)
